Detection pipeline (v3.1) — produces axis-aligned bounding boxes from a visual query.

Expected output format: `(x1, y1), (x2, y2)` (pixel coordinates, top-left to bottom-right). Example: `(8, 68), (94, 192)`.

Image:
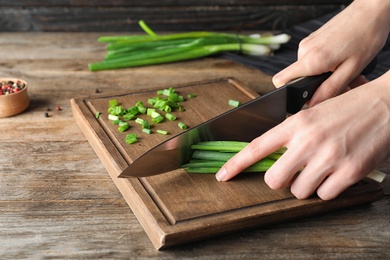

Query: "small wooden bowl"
(0, 78), (29, 118)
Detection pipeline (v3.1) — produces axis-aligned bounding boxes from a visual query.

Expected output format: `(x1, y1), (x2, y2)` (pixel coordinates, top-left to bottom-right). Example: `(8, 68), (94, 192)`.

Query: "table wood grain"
(0, 32), (389, 259)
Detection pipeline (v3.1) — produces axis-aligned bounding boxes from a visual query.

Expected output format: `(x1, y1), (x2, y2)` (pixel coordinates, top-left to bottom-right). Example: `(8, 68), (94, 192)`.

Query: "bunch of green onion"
(181, 141), (286, 173)
(88, 20), (291, 71)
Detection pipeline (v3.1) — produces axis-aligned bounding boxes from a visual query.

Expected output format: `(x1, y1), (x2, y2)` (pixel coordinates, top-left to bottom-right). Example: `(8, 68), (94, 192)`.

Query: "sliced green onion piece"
(95, 112), (101, 119)
(228, 99), (240, 107)
(108, 114), (119, 121)
(142, 120), (150, 129)
(178, 122), (187, 130)
(151, 111), (161, 118)
(147, 108), (155, 116)
(142, 128), (152, 134)
(152, 115), (164, 124)
(109, 99), (118, 107)
(165, 113), (176, 121)
(125, 134), (138, 144)
(156, 129), (168, 135)
(123, 113), (136, 120)
(118, 122), (129, 132)
(135, 118), (144, 124)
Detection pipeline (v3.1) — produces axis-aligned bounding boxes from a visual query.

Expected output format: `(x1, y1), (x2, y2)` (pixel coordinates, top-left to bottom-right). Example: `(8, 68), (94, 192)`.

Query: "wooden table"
(1, 33), (389, 259)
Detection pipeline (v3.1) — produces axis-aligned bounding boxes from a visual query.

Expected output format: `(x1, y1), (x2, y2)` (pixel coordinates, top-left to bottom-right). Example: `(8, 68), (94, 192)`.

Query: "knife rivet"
(303, 91), (308, 98)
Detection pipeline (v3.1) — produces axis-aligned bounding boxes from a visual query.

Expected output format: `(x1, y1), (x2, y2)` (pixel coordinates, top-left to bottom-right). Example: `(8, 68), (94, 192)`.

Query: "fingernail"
(216, 167), (227, 182)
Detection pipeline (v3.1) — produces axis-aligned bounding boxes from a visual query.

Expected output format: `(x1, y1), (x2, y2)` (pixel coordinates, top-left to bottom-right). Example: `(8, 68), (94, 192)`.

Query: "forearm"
(353, 0), (390, 31)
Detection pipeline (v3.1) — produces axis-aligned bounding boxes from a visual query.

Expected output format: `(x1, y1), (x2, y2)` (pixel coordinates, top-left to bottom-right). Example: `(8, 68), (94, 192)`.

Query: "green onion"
(142, 128), (152, 134)
(108, 114), (119, 121)
(188, 94), (197, 98)
(165, 113), (176, 121)
(88, 21), (290, 71)
(191, 141), (248, 152)
(228, 99), (240, 107)
(123, 113), (136, 120)
(118, 122), (129, 132)
(138, 20), (157, 36)
(125, 134), (138, 144)
(156, 129), (168, 135)
(181, 141), (286, 174)
(152, 115), (164, 124)
(135, 118), (144, 124)
(182, 158), (275, 173)
(109, 99), (118, 107)
(151, 111), (161, 118)
(142, 120), (150, 129)
(147, 108), (155, 116)
(178, 122), (187, 130)
(95, 112), (101, 119)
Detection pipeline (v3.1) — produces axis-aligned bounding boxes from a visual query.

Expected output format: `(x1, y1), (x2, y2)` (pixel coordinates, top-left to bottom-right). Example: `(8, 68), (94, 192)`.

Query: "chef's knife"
(118, 60), (376, 178)
(118, 73), (331, 178)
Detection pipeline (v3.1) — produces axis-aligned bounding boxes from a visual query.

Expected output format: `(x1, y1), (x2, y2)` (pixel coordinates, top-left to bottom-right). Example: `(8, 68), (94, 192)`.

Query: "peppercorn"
(0, 80), (26, 95)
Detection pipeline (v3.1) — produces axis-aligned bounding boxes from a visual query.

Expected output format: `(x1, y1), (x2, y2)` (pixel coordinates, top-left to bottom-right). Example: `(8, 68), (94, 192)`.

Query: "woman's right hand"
(273, 0), (390, 107)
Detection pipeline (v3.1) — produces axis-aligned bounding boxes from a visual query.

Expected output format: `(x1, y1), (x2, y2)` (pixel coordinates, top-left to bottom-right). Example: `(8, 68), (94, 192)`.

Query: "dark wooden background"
(0, 0), (352, 32)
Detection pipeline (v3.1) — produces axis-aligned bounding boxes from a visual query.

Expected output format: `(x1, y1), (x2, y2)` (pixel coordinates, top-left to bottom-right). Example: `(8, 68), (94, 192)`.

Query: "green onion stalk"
(181, 141), (287, 174)
(88, 20), (290, 71)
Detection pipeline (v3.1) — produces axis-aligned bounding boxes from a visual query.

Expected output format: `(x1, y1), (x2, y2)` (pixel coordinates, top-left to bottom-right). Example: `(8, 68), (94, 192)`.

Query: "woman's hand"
(216, 71), (390, 200)
(273, 0), (390, 107)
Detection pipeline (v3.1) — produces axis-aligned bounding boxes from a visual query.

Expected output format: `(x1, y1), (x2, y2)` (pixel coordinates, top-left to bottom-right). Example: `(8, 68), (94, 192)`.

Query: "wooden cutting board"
(70, 78), (383, 250)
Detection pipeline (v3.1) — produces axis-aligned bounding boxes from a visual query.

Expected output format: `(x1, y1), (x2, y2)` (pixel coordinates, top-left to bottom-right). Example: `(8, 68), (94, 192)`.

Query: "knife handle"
(286, 72), (331, 114)
(286, 57), (377, 114)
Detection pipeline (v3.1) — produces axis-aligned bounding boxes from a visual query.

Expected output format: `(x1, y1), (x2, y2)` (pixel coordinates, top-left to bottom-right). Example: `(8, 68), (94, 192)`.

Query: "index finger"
(215, 125), (288, 182)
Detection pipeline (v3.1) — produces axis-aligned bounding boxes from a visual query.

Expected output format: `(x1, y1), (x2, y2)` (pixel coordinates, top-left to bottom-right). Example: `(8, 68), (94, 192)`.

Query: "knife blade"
(118, 73), (332, 178)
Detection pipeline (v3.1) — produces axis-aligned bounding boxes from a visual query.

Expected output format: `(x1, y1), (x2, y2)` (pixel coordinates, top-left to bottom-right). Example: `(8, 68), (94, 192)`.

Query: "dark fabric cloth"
(222, 10), (389, 80)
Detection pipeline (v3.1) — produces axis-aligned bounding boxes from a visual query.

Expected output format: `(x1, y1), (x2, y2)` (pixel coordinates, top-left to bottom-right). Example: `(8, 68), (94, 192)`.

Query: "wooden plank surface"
(0, 1), (351, 32)
(0, 32), (389, 258)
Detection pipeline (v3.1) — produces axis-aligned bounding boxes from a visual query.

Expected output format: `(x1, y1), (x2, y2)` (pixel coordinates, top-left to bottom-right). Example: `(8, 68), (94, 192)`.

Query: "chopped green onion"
(165, 113), (176, 121)
(118, 122), (129, 132)
(147, 108), (155, 116)
(156, 129), (168, 135)
(109, 99), (118, 107)
(178, 122), (187, 130)
(135, 118), (144, 124)
(95, 112), (101, 119)
(142, 120), (151, 129)
(228, 99), (240, 107)
(151, 111), (161, 118)
(123, 113), (136, 120)
(128, 106), (139, 115)
(152, 115), (164, 124)
(188, 94), (197, 98)
(108, 114), (119, 121)
(142, 128), (152, 134)
(125, 134), (138, 144)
